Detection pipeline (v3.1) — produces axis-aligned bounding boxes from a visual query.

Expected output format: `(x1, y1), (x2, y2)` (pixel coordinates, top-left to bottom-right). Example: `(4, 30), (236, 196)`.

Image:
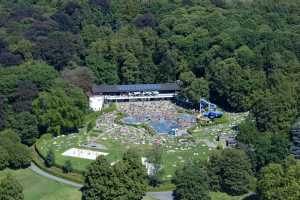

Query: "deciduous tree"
(207, 149), (254, 195)
(113, 149), (147, 200)
(81, 156), (116, 200)
(173, 161), (211, 200)
(33, 81), (87, 136)
(0, 175), (24, 200)
(258, 160), (300, 200)
(9, 112), (39, 145)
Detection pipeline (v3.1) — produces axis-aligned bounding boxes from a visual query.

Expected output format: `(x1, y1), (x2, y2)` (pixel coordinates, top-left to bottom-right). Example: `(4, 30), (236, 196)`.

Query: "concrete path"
(29, 163), (174, 200)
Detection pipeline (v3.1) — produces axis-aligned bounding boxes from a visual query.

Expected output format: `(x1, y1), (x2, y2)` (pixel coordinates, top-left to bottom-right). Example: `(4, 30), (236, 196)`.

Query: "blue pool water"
(122, 114), (195, 134)
(123, 116), (144, 125)
(149, 119), (180, 134)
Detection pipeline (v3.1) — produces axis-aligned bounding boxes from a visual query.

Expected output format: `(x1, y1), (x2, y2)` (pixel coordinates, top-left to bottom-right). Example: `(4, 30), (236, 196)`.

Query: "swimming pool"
(122, 114), (195, 135)
(149, 119), (181, 134)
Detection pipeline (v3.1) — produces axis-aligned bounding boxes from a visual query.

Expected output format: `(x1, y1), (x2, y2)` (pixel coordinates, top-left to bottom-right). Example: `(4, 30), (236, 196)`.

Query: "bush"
(45, 150), (55, 168)
(63, 160), (73, 173)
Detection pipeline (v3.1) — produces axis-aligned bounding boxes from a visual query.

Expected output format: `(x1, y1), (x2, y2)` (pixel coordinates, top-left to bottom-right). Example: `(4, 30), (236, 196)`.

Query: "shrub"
(45, 150), (55, 167)
(63, 160), (73, 173)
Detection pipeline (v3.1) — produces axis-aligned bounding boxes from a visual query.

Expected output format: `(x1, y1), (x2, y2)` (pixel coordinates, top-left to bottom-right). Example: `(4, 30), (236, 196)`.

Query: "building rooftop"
(92, 83), (179, 94)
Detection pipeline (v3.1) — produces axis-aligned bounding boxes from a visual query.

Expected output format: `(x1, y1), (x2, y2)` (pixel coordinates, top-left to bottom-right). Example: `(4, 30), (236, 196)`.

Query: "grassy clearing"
(0, 169), (81, 200)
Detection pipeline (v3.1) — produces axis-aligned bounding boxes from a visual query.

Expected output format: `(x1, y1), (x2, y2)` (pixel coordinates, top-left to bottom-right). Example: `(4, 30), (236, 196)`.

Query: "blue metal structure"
(199, 98), (223, 119)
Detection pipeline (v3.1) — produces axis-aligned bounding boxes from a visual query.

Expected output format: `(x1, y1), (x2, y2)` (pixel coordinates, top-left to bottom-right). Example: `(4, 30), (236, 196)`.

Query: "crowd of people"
(118, 101), (177, 121)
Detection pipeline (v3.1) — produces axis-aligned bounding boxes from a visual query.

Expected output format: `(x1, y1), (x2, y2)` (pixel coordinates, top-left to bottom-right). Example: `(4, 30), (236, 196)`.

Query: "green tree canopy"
(258, 159), (300, 200)
(173, 161), (211, 200)
(8, 112), (38, 145)
(0, 175), (24, 200)
(113, 149), (147, 200)
(179, 71), (210, 105)
(207, 149), (254, 196)
(81, 156), (117, 200)
(82, 149), (147, 200)
(0, 146), (9, 170)
(33, 81), (87, 136)
(209, 58), (265, 111)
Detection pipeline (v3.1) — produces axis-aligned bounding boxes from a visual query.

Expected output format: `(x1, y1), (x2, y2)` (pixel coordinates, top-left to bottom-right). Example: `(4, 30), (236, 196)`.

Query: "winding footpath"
(29, 162), (173, 200)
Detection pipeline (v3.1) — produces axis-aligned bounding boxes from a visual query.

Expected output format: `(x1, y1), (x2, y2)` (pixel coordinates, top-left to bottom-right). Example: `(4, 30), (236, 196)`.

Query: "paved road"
(29, 163), (174, 200)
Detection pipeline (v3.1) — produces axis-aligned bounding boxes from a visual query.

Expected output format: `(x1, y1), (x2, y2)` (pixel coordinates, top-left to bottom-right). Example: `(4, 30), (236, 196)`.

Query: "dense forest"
(0, 0), (300, 199)
(0, 0), (299, 138)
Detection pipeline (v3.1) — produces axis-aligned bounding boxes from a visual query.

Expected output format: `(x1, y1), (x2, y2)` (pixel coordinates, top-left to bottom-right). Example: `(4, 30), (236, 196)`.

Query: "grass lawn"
(0, 168), (81, 200)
